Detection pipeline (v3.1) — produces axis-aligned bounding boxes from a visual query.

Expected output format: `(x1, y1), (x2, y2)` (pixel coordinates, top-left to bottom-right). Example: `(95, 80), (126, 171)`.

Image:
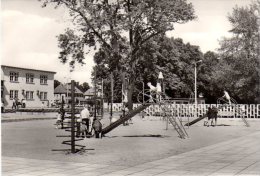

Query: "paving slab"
(2, 130), (260, 176)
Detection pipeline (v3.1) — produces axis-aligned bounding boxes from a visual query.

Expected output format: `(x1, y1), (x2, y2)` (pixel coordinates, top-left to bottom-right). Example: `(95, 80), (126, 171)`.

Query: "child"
(56, 112), (62, 129)
(92, 118), (102, 138)
(81, 120), (88, 138)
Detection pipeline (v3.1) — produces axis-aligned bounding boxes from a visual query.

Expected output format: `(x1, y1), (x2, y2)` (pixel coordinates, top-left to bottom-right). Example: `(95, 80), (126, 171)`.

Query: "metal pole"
(110, 72), (113, 123)
(256, 11), (260, 103)
(94, 67), (97, 120)
(194, 63), (197, 118)
(71, 80), (75, 153)
(101, 79), (104, 117)
(141, 81), (144, 118)
(142, 81), (144, 104)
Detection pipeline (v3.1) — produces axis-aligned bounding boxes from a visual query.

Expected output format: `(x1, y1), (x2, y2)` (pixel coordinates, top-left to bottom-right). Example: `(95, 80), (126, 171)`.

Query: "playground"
(2, 70), (260, 176)
(2, 112), (260, 167)
(22, 79), (255, 156)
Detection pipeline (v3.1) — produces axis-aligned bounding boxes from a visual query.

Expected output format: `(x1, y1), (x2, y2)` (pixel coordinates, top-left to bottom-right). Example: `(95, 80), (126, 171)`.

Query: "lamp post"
(158, 71), (166, 128)
(140, 80), (145, 118)
(254, 10), (260, 103)
(142, 81), (144, 104)
(110, 72), (113, 124)
(194, 60), (202, 118)
(94, 66), (97, 120)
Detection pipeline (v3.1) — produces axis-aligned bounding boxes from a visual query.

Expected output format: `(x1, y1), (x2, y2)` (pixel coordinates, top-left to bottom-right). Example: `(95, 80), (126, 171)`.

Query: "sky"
(1, 0), (252, 85)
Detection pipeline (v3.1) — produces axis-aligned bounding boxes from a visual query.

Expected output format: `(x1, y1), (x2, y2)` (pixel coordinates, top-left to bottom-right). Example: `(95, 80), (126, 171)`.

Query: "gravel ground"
(1, 113), (260, 167)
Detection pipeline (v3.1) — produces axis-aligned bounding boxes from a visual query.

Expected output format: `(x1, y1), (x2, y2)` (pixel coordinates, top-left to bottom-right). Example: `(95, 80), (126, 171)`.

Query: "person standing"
(21, 99), (26, 108)
(205, 107), (212, 127)
(80, 105), (93, 136)
(60, 107), (65, 129)
(212, 106), (218, 126)
(147, 82), (156, 103)
(12, 99), (16, 109)
(76, 113), (82, 137)
(15, 98), (19, 109)
(55, 111), (62, 129)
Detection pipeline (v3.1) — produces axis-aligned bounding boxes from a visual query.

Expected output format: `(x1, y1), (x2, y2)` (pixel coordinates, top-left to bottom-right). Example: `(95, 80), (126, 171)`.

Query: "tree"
(54, 80), (61, 88)
(40, 0), (196, 110)
(78, 82), (90, 92)
(215, 1), (260, 103)
(198, 51), (221, 103)
(94, 36), (204, 102)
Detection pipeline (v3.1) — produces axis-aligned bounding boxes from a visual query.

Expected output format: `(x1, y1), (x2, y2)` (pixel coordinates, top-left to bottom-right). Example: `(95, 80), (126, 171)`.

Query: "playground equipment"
(184, 92), (250, 127)
(101, 80), (189, 139)
(217, 97), (250, 127)
(101, 104), (150, 135)
(53, 80), (94, 153)
(160, 103), (189, 139)
(138, 89), (188, 139)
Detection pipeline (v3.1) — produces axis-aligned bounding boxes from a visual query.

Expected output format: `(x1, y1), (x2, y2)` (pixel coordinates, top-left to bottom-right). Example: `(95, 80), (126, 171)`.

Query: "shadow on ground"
(204, 124), (231, 127)
(106, 134), (170, 138)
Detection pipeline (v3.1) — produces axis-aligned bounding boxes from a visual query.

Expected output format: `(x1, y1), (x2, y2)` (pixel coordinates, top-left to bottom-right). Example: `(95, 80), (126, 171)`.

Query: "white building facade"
(1, 65), (56, 108)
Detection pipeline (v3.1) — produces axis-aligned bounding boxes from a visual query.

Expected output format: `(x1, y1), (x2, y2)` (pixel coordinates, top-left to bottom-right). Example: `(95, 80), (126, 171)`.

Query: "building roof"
(84, 88), (95, 96)
(1, 65), (56, 74)
(54, 84), (83, 94)
(54, 84), (67, 94)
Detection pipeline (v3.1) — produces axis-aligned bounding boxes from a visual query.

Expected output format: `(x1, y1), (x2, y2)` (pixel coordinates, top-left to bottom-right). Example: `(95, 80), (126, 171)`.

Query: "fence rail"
(104, 103), (260, 118)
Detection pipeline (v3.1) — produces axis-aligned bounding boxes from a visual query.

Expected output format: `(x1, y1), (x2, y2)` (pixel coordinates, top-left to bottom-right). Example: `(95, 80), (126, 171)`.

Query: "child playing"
(56, 111), (62, 129)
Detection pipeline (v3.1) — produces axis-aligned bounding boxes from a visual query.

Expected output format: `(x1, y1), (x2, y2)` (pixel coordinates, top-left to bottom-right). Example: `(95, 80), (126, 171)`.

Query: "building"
(83, 88), (95, 100)
(1, 65), (56, 108)
(54, 83), (84, 104)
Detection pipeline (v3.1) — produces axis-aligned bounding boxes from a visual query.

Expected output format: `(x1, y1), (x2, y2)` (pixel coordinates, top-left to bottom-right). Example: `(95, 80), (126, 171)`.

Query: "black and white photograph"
(1, 0), (260, 175)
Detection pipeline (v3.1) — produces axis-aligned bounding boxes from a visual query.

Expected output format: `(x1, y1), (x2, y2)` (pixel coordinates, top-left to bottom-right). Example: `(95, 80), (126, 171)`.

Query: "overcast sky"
(1, 0), (252, 85)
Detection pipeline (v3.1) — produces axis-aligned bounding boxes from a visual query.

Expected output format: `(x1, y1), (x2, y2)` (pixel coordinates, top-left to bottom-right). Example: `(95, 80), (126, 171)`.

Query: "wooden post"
(71, 80), (75, 153)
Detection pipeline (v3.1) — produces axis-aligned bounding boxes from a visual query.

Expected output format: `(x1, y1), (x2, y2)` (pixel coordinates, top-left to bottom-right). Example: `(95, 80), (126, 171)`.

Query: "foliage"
(94, 36), (204, 102)
(198, 51), (221, 103)
(215, 0), (260, 103)
(40, 0), (196, 109)
(78, 82), (90, 92)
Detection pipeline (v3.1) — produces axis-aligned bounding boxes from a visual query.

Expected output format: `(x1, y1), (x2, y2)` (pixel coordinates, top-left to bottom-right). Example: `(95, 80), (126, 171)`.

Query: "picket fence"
(104, 103), (260, 118)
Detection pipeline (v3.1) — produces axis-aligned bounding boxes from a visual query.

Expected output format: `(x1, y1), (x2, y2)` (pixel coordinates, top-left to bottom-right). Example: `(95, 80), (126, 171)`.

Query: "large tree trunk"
(121, 70), (134, 111)
(127, 81), (134, 111)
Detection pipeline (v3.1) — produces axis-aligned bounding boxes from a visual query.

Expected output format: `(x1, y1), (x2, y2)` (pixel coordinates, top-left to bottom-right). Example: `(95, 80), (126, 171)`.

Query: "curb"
(2, 117), (56, 123)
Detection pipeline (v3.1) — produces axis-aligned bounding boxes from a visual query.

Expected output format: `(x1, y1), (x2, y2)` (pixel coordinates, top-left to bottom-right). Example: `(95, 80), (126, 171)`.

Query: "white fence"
(104, 103), (260, 118)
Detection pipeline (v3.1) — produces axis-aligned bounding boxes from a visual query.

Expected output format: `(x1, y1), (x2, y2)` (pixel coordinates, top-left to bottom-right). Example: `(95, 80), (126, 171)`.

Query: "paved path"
(2, 131), (260, 176)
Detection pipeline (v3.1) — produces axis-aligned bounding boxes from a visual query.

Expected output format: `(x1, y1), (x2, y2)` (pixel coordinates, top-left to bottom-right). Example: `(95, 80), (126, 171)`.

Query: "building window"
(39, 92), (47, 100)
(44, 92), (47, 100)
(26, 73), (34, 83)
(10, 72), (19, 82)
(10, 90), (18, 99)
(25, 91), (34, 100)
(40, 75), (48, 84)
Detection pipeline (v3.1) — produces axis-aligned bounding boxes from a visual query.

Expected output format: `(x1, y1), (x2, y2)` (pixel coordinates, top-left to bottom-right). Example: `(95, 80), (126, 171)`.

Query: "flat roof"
(1, 65), (56, 74)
